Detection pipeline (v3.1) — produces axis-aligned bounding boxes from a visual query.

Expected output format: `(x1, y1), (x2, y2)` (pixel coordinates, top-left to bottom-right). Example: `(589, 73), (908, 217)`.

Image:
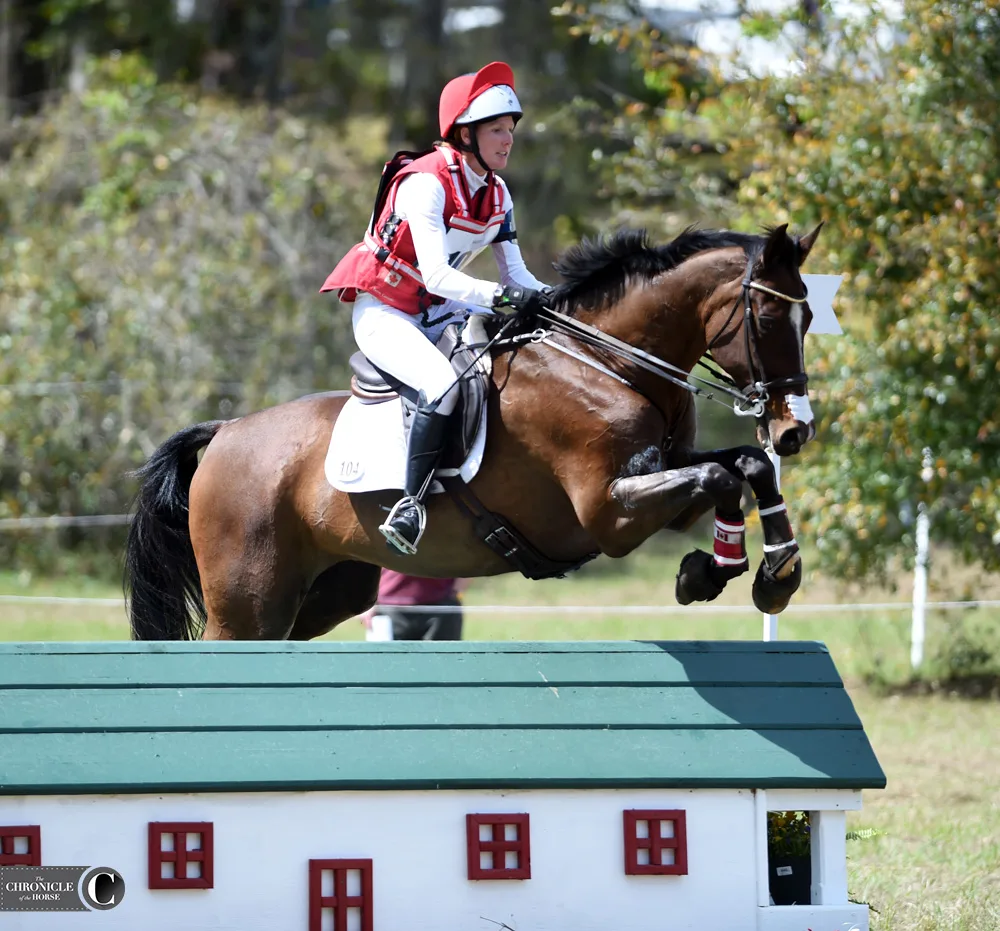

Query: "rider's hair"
(445, 124), (473, 148)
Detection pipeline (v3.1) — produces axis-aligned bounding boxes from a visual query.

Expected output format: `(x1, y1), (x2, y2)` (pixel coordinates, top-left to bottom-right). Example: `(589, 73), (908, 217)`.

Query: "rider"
(320, 61), (549, 556)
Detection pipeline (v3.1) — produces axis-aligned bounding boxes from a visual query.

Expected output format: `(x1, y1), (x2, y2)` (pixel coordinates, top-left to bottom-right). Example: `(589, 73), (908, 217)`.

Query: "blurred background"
(1, 4), (999, 923)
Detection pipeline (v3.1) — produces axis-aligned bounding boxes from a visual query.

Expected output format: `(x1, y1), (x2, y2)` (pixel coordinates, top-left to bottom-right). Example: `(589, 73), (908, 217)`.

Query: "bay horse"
(124, 223), (822, 641)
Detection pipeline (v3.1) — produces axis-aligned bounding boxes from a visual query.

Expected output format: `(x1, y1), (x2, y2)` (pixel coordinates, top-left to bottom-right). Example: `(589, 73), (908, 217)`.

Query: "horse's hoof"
(751, 555), (802, 614)
(675, 549), (726, 605)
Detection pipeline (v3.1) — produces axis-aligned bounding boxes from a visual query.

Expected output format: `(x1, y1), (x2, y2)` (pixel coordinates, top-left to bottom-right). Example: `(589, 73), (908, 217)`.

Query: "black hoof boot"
(751, 555), (802, 614)
(675, 549), (726, 605)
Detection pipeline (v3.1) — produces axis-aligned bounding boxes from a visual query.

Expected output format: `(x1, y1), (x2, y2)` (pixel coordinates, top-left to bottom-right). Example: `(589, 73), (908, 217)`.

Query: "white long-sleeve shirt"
(393, 159), (549, 309)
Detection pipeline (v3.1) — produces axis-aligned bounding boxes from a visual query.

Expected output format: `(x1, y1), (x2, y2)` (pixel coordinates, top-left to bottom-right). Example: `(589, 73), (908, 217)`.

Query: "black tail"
(124, 421), (227, 640)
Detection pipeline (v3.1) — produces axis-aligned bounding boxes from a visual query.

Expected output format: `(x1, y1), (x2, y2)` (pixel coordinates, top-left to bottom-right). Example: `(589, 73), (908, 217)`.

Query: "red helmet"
(438, 61), (522, 138)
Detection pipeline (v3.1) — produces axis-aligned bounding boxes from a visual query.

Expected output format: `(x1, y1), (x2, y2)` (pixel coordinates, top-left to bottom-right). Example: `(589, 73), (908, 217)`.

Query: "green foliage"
(554, 2), (734, 229)
(859, 608), (1000, 697)
(923, 611), (1000, 695)
(0, 53), (372, 565)
(735, 0), (1000, 578)
(770, 812), (883, 862)
(768, 810), (810, 859)
(576, 1), (1000, 579)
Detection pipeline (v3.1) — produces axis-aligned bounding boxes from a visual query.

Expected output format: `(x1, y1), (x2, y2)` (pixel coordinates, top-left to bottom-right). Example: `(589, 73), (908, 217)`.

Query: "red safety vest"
(319, 145), (508, 315)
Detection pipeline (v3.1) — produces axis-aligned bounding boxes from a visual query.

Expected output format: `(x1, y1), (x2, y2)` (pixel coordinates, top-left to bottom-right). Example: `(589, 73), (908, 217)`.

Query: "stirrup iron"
(378, 495), (428, 556)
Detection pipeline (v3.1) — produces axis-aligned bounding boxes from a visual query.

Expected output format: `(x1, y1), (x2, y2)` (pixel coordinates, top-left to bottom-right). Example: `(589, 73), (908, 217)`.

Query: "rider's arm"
(491, 193), (549, 291)
(393, 173), (500, 307)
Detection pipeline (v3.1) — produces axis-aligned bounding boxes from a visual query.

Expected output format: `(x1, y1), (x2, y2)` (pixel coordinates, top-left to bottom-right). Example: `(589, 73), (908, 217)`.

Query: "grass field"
(1, 548), (998, 929)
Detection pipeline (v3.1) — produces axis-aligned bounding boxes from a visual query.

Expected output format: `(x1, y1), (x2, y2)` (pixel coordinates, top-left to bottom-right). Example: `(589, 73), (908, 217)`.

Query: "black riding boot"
(379, 393), (450, 555)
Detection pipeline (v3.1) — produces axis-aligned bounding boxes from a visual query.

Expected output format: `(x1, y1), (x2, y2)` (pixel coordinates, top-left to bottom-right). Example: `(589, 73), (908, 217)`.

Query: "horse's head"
(705, 223), (824, 456)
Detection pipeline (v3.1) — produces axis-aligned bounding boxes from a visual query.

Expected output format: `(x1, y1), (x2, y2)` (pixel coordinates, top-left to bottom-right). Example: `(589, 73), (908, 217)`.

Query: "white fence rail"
(2, 595), (998, 614)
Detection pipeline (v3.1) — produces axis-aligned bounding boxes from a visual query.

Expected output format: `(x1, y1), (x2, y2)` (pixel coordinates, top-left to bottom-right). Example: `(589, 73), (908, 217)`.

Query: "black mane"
(548, 227), (767, 313)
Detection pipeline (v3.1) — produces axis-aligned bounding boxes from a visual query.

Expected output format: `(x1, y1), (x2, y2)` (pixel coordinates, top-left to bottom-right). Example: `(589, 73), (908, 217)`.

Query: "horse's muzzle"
(771, 421), (812, 456)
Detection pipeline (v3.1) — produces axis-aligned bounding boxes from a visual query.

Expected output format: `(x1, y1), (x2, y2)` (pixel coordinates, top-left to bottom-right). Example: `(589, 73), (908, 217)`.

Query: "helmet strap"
(456, 123), (492, 177)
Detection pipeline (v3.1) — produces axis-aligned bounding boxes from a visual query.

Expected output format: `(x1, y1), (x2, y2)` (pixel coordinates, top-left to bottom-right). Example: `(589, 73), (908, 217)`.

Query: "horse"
(124, 222), (823, 641)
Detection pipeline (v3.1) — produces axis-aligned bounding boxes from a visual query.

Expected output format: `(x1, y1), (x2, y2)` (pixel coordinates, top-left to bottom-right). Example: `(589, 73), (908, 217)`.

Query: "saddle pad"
(325, 394), (488, 494)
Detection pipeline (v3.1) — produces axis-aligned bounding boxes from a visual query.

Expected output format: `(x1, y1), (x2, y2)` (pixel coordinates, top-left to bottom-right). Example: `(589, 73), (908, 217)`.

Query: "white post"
(754, 789), (771, 906)
(911, 448), (933, 669)
(763, 447), (781, 641)
(809, 809), (849, 905)
(365, 612), (394, 641)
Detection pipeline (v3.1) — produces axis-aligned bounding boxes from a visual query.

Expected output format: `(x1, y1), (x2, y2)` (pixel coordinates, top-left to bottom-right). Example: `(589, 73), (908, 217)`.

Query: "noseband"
(703, 257), (809, 418)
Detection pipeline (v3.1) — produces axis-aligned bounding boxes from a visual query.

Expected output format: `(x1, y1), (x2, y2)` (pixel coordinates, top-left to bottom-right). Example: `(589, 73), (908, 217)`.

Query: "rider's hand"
(491, 285), (548, 319)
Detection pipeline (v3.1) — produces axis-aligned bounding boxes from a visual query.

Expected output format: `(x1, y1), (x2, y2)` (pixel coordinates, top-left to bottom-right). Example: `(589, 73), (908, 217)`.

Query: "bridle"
(493, 256), (810, 422)
(700, 255), (809, 418)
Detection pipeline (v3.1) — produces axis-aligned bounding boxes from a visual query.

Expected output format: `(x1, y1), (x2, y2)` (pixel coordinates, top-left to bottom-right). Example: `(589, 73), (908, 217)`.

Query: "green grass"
(846, 689), (1000, 931)
(2, 554), (999, 930)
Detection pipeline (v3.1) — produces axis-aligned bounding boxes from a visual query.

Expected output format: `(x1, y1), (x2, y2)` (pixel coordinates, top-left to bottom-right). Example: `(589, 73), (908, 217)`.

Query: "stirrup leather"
(378, 496), (428, 556)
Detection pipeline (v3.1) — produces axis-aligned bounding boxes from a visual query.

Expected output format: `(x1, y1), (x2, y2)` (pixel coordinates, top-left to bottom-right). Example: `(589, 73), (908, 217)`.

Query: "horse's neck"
(580, 250), (743, 376)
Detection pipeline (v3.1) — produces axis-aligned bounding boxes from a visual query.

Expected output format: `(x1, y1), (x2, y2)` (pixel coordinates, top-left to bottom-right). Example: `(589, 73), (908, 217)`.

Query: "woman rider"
(320, 61), (549, 556)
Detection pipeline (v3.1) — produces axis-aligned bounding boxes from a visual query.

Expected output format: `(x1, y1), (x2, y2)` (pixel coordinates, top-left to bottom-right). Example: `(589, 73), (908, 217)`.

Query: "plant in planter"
(767, 810), (811, 905)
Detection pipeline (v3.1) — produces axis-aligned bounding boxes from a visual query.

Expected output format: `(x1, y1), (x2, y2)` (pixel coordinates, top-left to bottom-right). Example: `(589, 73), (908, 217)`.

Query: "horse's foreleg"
(685, 445), (801, 614)
(587, 462), (749, 605)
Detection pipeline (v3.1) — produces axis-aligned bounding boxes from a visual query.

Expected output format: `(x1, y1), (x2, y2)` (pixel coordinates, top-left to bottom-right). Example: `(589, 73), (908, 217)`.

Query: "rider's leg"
(352, 297), (461, 414)
(352, 298), (460, 554)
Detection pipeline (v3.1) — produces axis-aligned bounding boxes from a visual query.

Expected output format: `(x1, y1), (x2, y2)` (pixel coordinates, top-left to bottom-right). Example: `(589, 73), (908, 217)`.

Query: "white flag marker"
(801, 274), (844, 335)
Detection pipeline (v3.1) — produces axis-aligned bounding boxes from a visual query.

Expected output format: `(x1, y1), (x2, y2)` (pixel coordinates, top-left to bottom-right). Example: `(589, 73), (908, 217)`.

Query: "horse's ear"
(796, 221), (824, 266)
(762, 224), (790, 267)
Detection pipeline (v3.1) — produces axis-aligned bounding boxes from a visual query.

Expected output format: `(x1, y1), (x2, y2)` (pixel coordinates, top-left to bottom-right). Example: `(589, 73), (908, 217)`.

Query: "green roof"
(0, 641), (885, 795)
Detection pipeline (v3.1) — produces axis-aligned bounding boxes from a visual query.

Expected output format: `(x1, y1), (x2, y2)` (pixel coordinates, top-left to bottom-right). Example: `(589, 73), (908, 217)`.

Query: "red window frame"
(148, 822), (214, 889)
(308, 858), (373, 931)
(623, 809), (688, 875)
(0, 826), (41, 866)
(466, 813), (531, 880)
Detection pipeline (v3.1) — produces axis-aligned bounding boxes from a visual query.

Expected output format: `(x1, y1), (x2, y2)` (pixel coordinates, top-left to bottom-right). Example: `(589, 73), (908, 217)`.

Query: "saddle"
(348, 318), (490, 471)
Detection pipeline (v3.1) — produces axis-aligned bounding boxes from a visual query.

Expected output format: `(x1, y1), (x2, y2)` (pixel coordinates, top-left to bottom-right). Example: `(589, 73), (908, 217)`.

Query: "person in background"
(364, 569), (468, 641)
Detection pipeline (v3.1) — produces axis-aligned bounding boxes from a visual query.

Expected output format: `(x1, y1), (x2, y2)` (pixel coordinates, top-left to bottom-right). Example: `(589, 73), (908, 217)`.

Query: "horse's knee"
(734, 445), (775, 483)
(697, 463), (742, 513)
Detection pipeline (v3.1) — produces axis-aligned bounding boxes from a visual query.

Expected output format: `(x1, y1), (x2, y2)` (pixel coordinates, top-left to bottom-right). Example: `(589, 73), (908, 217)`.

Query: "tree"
(569, 0), (1000, 578)
(730, 0), (1000, 577)
(0, 54), (372, 561)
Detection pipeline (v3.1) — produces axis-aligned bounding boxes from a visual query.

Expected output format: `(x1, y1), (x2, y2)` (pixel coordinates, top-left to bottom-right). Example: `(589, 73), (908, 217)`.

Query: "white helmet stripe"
(454, 84), (522, 125)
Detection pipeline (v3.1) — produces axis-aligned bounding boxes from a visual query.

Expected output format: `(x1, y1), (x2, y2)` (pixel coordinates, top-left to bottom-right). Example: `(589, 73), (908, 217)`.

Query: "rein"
(519, 258), (809, 420)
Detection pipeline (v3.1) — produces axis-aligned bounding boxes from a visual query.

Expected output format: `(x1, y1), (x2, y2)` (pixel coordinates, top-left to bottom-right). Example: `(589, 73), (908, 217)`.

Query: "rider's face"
(466, 116), (515, 173)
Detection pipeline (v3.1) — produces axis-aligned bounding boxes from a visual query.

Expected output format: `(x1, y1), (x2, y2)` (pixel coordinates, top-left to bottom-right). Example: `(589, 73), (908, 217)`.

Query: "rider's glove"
(491, 285), (547, 320)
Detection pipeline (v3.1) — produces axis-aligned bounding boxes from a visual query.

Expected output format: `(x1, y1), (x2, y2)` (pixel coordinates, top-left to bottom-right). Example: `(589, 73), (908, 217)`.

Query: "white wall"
(2, 788), (759, 931)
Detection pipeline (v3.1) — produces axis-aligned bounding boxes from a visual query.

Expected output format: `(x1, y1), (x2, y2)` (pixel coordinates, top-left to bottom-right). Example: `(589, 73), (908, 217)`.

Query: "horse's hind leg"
(287, 561), (381, 641)
(200, 560), (307, 641)
(192, 495), (311, 641)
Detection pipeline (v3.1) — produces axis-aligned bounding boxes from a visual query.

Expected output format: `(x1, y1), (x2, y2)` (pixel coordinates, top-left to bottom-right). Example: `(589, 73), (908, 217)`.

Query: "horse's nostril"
(777, 427), (802, 453)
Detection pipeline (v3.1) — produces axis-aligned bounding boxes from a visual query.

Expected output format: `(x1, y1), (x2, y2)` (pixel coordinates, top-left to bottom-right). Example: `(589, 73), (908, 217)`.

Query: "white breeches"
(352, 293), (490, 416)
